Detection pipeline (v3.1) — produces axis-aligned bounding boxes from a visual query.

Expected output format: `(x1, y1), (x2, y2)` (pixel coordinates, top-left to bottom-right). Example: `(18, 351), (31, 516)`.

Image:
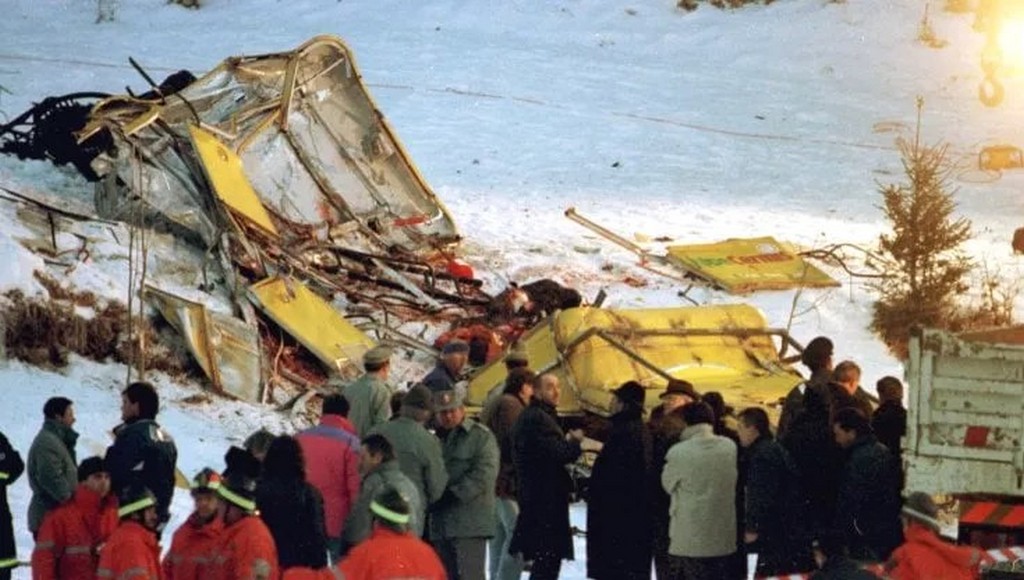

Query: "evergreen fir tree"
(870, 100), (972, 359)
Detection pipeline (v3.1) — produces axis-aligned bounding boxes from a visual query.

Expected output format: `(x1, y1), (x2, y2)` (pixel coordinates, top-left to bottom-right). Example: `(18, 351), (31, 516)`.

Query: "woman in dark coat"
(586, 382), (653, 580)
(256, 435), (328, 571)
(510, 374), (583, 580)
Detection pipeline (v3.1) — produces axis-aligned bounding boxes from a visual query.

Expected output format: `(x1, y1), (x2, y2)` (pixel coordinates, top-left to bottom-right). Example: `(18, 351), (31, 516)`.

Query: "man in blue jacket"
(105, 381), (178, 532)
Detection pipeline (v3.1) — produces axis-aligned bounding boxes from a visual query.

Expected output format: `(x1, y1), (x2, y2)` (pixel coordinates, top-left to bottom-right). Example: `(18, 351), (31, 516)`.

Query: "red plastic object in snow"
(447, 259), (474, 280)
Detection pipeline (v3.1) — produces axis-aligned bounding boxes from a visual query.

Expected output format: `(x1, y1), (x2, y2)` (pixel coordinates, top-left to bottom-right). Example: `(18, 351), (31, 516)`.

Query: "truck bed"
(905, 328), (1024, 497)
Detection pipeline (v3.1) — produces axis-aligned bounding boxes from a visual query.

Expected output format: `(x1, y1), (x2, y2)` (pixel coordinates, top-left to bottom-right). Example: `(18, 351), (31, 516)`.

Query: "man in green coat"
(369, 384), (448, 522)
(27, 397), (79, 536)
(430, 390), (499, 580)
(338, 346), (396, 437)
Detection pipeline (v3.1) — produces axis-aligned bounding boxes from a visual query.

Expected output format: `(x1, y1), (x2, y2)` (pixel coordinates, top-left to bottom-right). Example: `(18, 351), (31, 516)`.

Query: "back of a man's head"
(123, 381), (159, 419)
(680, 401), (714, 427)
(322, 394), (350, 417)
(832, 406), (870, 435)
(832, 360), (861, 386)
(43, 396), (73, 420)
(876, 376), (903, 403)
(801, 336), (834, 372)
(362, 434), (395, 462)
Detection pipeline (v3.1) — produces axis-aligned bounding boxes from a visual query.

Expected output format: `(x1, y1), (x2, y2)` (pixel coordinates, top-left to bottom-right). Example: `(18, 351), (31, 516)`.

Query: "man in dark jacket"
(431, 390), (499, 580)
(778, 336), (833, 439)
(422, 341), (470, 393)
(832, 407), (902, 562)
(0, 431), (24, 580)
(828, 361), (875, 419)
(871, 376), (906, 458)
(482, 367), (535, 580)
(737, 407), (808, 576)
(27, 397), (79, 536)
(510, 373), (583, 580)
(781, 387), (843, 536)
(587, 381), (652, 580)
(105, 381), (178, 532)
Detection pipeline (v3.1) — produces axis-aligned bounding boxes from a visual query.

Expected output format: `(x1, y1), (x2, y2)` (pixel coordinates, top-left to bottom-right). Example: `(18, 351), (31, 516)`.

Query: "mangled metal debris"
(34, 35), (496, 402)
(79, 35), (460, 255)
(145, 285), (264, 402)
(246, 276), (374, 379)
(466, 303), (805, 417)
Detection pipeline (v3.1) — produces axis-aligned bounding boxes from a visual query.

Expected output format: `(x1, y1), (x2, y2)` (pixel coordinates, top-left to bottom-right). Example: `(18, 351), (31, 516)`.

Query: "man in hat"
(779, 336), (834, 439)
(296, 394), (361, 559)
(343, 434), (424, 549)
(648, 378), (697, 579)
(32, 456), (117, 580)
(210, 471), (278, 580)
(97, 484), (162, 580)
(430, 389), (499, 580)
(885, 492), (980, 579)
(337, 345), (395, 437)
(587, 381), (653, 580)
(422, 340), (470, 394)
(0, 430), (22, 580)
(163, 467), (224, 579)
(337, 486), (446, 580)
(369, 384), (448, 526)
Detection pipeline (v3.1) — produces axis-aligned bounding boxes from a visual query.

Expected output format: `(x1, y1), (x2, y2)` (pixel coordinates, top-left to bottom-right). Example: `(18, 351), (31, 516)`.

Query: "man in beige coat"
(661, 401), (738, 579)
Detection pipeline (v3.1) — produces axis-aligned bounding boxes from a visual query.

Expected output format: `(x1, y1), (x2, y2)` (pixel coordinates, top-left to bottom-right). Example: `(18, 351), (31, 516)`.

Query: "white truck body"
(905, 327), (1024, 497)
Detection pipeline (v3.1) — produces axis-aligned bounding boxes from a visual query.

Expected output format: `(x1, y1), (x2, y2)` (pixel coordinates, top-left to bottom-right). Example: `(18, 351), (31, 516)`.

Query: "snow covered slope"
(2, 0), (1024, 576)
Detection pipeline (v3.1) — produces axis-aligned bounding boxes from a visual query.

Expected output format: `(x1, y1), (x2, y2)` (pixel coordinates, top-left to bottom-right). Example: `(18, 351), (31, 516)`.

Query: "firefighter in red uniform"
(282, 485), (445, 580)
(886, 492), (981, 580)
(162, 468), (224, 579)
(210, 470), (279, 580)
(32, 456), (118, 580)
(96, 484), (162, 579)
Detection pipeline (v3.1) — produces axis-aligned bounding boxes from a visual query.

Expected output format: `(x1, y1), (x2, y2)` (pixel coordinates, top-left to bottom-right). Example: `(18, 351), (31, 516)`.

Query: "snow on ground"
(2, 0), (1024, 577)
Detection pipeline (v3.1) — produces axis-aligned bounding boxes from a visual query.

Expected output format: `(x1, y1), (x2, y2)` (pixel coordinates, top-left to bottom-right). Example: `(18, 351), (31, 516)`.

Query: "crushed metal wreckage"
(0, 35), (863, 418)
(0, 35), (499, 405)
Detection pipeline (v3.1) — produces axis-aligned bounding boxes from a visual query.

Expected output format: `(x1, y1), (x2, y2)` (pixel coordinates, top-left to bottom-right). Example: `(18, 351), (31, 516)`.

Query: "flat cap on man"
(441, 340), (470, 355)
(364, 345), (393, 366)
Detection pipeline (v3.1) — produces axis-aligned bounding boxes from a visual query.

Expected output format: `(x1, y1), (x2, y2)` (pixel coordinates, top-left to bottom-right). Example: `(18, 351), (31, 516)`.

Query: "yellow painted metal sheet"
(467, 304), (802, 417)
(145, 286), (264, 402)
(188, 125), (279, 237)
(665, 237), (839, 294)
(247, 276), (374, 374)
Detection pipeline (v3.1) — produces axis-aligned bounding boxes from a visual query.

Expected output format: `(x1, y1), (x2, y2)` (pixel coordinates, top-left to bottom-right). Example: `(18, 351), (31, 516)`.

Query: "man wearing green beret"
(340, 345), (396, 437)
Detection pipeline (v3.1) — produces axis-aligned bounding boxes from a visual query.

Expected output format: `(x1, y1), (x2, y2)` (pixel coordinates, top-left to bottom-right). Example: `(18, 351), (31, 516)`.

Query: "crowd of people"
(0, 336), (988, 579)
